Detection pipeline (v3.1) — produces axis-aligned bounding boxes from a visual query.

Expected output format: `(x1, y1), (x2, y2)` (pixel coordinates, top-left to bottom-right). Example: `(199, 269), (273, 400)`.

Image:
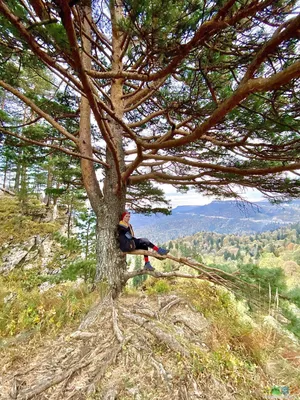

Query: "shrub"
(146, 279), (171, 294)
(238, 263), (287, 293)
(58, 259), (96, 283)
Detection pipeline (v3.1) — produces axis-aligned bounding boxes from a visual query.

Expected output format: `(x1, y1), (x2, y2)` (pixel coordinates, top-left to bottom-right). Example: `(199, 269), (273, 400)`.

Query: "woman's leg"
(137, 238), (169, 255)
(134, 239), (155, 270)
(134, 238), (169, 270)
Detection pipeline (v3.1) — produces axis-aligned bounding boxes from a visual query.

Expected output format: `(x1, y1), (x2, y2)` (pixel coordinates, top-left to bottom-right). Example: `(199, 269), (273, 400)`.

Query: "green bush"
(146, 279), (171, 294)
(238, 263), (287, 293)
(286, 287), (300, 308)
(280, 300), (300, 339)
(58, 259), (96, 283)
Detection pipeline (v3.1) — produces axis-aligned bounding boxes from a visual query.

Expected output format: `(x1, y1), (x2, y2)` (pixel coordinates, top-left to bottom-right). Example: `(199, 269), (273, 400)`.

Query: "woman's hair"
(121, 211), (130, 220)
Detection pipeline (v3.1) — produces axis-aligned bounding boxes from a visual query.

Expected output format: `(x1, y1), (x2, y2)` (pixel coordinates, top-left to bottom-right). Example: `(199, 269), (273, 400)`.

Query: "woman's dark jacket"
(118, 222), (136, 252)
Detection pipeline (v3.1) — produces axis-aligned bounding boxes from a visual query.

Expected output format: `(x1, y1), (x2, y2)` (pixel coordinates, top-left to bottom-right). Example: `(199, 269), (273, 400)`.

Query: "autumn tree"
(0, 0), (299, 296)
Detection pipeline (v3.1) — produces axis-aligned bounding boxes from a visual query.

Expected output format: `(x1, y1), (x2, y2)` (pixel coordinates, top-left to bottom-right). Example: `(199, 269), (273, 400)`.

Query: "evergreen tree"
(132, 256), (147, 287)
(0, 0), (299, 295)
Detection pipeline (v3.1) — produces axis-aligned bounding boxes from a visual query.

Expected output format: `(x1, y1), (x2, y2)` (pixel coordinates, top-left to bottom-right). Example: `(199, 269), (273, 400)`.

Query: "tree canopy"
(0, 0), (299, 205)
(0, 0), (300, 291)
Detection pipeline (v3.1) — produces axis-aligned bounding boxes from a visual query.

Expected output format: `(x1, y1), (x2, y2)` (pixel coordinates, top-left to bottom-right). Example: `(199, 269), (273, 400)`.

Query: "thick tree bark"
(78, 0), (127, 296)
(94, 191), (126, 297)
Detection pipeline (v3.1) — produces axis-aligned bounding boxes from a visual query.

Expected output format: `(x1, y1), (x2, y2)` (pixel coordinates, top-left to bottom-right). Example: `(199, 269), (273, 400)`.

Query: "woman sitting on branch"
(118, 211), (169, 271)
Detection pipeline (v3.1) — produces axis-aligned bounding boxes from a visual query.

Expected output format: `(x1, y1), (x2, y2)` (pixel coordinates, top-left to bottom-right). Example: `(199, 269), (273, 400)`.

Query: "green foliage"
(5, 268), (45, 291)
(0, 196), (58, 247)
(162, 259), (173, 272)
(127, 181), (171, 215)
(53, 232), (82, 253)
(286, 287), (300, 308)
(22, 195), (47, 218)
(285, 314), (300, 339)
(238, 263), (287, 293)
(44, 187), (66, 197)
(132, 256), (147, 287)
(123, 0), (204, 56)
(146, 279), (172, 294)
(57, 259), (96, 283)
(185, 281), (238, 318)
(38, 22), (70, 53)
(75, 208), (97, 259)
(0, 280), (97, 337)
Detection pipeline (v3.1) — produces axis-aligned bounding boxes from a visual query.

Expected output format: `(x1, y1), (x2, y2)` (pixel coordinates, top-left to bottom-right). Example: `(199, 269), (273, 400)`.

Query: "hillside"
(163, 223), (300, 284)
(130, 200), (300, 243)
(1, 194), (300, 399)
(1, 281), (300, 400)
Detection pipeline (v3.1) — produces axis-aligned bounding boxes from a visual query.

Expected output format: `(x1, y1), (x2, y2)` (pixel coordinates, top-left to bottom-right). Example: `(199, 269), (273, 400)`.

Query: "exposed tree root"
(84, 343), (123, 396)
(120, 307), (189, 357)
(0, 248), (269, 400)
(1, 292), (271, 400)
(16, 352), (95, 399)
(111, 298), (124, 343)
(79, 293), (111, 330)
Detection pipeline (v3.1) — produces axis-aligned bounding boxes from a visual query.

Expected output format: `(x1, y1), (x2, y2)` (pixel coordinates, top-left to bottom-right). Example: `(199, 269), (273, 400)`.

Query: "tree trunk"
(94, 0), (128, 296)
(85, 220), (90, 260)
(14, 160), (20, 193)
(94, 195), (127, 298)
(67, 197), (73, 239)
(44, 156), (54, 207)
(2, 156), (8, 188)
(78, 0), (127, 297)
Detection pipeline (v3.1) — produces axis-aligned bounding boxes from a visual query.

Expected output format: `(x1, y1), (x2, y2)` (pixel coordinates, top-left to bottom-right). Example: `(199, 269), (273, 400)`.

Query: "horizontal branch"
(123, 250), (255, 293)
(0, 128), (109, 167)
(130, 158), (300, 183)
(0, 187), (15, 196)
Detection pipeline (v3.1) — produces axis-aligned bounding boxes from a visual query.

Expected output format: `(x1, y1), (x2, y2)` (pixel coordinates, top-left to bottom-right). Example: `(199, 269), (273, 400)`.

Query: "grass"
(145, 278), (172, 295)
(0, 195), (98, 339)
(0, 276), (99, 338)
(173, 279), (300, 395)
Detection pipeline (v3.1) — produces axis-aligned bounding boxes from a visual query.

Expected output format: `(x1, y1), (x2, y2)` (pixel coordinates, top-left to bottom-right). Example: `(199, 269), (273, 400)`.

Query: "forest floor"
(1, 279), (300, 400)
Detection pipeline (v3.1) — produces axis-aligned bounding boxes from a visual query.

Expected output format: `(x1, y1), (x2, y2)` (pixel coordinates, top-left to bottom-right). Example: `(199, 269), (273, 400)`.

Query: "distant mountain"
(130, 200), (300, 243)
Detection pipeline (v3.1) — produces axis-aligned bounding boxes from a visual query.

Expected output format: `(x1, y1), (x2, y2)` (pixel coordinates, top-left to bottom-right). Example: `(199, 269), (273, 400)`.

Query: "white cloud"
(162, 185), (264, 208)
(162, 185), (211, 208)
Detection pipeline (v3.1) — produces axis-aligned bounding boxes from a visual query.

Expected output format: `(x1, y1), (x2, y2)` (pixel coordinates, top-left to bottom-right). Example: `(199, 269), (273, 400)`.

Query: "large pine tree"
(0, 0), (299, 295)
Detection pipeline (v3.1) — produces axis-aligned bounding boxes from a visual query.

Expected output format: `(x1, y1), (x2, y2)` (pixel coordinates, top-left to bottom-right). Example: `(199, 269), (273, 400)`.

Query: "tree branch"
(0, 80), (78, 144)
(136, 61), (300, 150)
(0, 127), (109, 167)
(0, 1), (82, 90)
(241, 14), (300, 84)
(130, 156), (300, 179)
(123, 250), (257, 293)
